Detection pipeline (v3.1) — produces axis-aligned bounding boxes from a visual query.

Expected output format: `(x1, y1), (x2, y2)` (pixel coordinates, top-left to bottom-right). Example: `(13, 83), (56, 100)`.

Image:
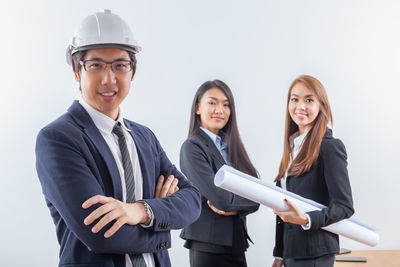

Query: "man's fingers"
(173, 186), (179, 193)
(154, 175), (164, 198)
(104, 216), (127, 238)
(167, 178), (179, 196)
(84, 201), (116, 225)
(155, 175), (179, 198)
(160, 175), (174, 198)
(91, 209), (122, 234)
(82, 195), (110, 209)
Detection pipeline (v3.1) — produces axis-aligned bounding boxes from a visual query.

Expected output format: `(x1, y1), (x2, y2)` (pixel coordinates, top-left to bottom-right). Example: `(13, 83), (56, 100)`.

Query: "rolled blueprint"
(214, 165), (379, 247)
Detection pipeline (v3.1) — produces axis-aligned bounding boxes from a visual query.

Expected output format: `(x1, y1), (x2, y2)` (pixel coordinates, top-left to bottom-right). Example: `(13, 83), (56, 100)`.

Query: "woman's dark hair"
(188, 80), (258, 178)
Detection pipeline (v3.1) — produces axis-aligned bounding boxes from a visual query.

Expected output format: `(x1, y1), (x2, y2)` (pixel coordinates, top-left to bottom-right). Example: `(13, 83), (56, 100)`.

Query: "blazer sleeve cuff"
(301, 213), (312, 230)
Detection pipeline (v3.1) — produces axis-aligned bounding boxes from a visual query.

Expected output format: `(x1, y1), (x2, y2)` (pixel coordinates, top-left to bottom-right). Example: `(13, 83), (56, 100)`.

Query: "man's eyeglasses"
(80, 59), (133, 73)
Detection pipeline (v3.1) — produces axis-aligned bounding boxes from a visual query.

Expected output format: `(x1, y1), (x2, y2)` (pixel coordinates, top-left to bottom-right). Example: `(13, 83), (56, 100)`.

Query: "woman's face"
(196, 87), (231, 135)
(288, 82), (320, 134)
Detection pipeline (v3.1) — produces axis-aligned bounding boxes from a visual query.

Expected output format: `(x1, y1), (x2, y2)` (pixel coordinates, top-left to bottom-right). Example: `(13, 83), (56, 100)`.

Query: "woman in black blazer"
(180, 80), (259, 267)
(272, 75), (354, 267)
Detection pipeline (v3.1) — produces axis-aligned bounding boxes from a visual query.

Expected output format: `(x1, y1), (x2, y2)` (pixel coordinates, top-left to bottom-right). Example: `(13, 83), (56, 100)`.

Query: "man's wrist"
(142, 202), (152, 224)
(136, 201), (153, 225)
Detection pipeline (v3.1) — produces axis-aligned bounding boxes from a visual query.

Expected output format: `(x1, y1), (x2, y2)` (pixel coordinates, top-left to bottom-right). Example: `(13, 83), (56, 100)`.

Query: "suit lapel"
(197, 129), (226, 165)
(68, 101), (123, 201)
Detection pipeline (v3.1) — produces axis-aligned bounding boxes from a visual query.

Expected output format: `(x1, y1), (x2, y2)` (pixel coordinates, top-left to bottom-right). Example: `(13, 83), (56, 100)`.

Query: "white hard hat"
(66, 9), (141, 65)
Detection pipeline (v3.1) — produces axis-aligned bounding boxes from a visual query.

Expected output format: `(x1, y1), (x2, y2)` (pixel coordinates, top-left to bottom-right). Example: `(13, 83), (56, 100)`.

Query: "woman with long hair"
(272, 75), (354, 267)
(180, 80), (259, 267)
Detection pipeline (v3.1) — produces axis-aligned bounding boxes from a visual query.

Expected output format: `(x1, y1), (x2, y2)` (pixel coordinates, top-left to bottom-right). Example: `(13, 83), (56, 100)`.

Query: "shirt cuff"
(301, 213), (311, 230)
(274, 256), (283, 260)
(137, 201), (154, 228)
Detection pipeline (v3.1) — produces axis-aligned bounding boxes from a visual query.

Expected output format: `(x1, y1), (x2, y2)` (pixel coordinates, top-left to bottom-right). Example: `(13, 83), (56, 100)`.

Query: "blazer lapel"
(197, 129), (226, 165)
(68, 101), (123, 201)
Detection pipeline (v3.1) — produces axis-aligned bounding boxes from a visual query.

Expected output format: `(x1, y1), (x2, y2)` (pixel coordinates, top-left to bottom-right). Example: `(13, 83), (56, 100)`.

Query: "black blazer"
(273, 129), (354, 259)
(179, 129), (259, 251)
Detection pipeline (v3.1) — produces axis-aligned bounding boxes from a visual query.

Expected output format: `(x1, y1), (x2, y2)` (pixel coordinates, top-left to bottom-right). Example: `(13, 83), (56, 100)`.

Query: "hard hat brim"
(66, 43), (141, 65)
(72, 43), (141, 55)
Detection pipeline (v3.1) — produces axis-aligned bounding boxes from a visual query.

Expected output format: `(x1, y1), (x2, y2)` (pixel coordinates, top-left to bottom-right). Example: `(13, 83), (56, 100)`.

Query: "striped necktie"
(112, 122), (146, 267)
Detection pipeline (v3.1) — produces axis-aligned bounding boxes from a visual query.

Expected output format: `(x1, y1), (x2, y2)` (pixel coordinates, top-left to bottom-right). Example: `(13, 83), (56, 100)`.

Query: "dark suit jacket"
(273, 129), (354, 259)
(35, 101), (201, 267)
(179, 129), (259, 251)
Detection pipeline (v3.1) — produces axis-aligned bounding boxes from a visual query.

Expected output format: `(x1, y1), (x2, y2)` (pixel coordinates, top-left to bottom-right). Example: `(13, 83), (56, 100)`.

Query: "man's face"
(75, 48), (134, 120)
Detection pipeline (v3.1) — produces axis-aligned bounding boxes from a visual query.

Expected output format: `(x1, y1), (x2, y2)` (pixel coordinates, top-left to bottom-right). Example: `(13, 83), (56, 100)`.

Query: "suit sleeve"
(142, 133), (202, 232)
(36, 127), (170, 254)
(179, 139), (259, 213)
(307, 138), (354, 230)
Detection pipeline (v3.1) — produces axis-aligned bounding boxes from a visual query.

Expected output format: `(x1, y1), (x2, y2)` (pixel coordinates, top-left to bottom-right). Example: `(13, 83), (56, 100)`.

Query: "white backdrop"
(1, 0), (399, 266)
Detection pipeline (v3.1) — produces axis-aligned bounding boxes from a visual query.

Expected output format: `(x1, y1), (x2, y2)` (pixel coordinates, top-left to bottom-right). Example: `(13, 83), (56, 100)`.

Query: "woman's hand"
(274, 198), (308, 225)
(272, 258), (283, 267)
(207, 200), (238, 216)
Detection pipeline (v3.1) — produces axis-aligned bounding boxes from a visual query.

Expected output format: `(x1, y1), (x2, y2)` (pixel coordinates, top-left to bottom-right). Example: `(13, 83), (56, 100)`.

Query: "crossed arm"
(36, 127), (200, 254)
(83, 175), (180, 238)
(180, 140), (259, 216)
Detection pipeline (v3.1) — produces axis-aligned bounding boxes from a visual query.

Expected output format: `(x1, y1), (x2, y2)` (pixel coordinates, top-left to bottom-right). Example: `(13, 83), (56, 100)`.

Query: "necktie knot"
(112, 122), (125, 138)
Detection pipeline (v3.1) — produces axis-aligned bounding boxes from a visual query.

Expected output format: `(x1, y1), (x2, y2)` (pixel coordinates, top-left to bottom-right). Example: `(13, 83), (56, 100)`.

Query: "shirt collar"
(200, 127), (226, 149)
(79, 98), (130, 136)
(290, 131), (308, 147)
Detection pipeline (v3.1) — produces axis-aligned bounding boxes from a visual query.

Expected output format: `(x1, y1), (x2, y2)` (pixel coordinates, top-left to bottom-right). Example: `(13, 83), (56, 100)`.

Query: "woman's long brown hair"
(275, 75), (333, 182)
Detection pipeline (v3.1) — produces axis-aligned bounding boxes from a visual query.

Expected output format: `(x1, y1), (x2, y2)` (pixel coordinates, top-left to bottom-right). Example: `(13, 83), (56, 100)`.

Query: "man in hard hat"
(35, 10), (201, 267)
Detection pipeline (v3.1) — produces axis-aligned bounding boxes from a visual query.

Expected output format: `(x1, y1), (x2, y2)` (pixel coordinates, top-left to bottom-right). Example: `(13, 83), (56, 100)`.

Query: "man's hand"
(82, 175), (179, 238)
(273, 198), (308, 225)
(154, 175), (179, 198)
(82, 195), (148, 238)
(207, 200), (238, 216)
(272, 258), (283, 267)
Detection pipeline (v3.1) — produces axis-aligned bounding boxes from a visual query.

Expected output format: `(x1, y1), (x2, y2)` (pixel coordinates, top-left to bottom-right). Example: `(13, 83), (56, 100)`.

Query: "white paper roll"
(214, 165), (379, 247)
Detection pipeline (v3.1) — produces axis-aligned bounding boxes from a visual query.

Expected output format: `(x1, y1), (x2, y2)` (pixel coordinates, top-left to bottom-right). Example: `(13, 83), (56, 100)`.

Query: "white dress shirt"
(79, 99), (155, 267)
(281, 131), (311, 230)
(275, 131), (311, 261)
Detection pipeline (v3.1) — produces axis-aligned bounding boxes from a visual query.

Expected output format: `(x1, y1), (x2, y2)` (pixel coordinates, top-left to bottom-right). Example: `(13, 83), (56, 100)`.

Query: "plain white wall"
(1, 0), (399, 266)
